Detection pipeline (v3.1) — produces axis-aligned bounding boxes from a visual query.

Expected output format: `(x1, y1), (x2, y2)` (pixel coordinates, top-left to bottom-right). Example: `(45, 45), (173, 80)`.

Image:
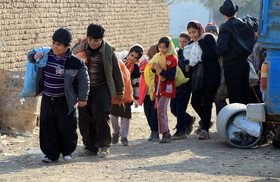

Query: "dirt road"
(0, 106), (280, 182)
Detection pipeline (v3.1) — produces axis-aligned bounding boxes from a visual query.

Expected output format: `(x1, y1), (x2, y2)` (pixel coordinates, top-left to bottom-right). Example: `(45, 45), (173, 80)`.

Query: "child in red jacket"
(146, 37), (178, 143)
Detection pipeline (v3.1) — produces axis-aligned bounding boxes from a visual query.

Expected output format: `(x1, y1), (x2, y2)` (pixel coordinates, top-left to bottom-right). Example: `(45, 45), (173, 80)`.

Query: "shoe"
(159, 132), (171, 143)
(185, 116), (196, 135)
(112, 132), (120, 144)
(198, 130), (210, 140)
(42, 156), (58, 163)
(99, 147), (109, 158)
(79, 148), (97, 156)
(121, 137), (129, 146)
(195, 120), (213, 134)
(148, 131), (154, 142)
(152, 131), (160, 142)
(63, 154), (72, 161)
(171, 130), (186, 140)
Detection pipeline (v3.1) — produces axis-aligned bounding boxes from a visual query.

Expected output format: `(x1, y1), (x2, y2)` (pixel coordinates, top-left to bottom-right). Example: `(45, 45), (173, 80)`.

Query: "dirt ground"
(0, 105), (280, 182)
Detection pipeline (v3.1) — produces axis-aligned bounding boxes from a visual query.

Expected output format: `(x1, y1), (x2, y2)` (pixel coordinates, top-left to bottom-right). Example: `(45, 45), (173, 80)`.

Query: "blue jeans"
(170, 90), (192, 132)
(143, 95), (158, 132)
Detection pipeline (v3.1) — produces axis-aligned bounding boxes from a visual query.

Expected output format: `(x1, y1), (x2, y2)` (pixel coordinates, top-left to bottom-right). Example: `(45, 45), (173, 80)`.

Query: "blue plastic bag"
(20, 47), (51, 98)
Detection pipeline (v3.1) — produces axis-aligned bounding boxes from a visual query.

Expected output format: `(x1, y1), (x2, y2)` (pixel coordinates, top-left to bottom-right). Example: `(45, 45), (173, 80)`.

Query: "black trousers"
(191, 83), (219, 131)
(78, 84), (111, 153)
(224, 61), (250, 104)
(40, 95), (78, 161)
(143, 95), (158, 132)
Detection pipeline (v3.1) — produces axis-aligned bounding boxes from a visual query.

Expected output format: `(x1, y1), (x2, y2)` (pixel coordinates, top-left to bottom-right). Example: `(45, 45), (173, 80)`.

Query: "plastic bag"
(233, 114), (261, 137)
(21, 47), (51, 98)
(227, 124), (244, 141)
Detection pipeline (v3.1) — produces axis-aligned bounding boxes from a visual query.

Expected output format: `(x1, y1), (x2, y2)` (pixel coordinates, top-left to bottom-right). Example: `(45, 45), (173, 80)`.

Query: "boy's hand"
(116, 94), (124, 101)
(78, 101), (87, 107)
(134, 100), (139, 108)
(34, 51), (44, 60)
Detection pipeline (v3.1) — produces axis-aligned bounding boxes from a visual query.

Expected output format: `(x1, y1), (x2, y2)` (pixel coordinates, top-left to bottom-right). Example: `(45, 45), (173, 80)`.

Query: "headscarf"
(188, 20), (205, 36)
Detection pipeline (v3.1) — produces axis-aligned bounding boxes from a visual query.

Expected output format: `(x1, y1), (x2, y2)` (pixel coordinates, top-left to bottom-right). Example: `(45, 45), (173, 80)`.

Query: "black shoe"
(112, 132), (119, 144)
(121, 137), (129, 146)
(152, 131), (160, 142)
(160, 132), (171, 143)
(185, 116), (196, 135)
(42, 157), (58, 163)
(148, 131), (154, 142)
(171, 130), (186, 140)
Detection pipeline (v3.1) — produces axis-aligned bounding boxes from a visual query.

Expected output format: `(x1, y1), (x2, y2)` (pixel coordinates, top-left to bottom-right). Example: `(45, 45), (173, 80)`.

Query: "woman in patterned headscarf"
(186, 20), (221, 140)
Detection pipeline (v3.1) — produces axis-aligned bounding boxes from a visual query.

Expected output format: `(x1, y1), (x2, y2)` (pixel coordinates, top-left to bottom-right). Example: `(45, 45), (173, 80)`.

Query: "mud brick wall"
(0, 0), (170, 71)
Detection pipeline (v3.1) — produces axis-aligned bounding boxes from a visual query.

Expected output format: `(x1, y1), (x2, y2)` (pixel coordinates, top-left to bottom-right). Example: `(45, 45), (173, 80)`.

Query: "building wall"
(0, 0), (170, 71)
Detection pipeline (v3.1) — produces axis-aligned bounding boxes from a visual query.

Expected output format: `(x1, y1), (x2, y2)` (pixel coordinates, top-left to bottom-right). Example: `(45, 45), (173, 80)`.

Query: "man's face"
(87, 36), (103, 49)
(179, 37), (190, 50)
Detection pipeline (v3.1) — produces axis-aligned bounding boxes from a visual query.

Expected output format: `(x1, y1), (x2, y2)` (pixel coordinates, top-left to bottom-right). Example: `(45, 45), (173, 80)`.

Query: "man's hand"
(78, 101), (87, 107)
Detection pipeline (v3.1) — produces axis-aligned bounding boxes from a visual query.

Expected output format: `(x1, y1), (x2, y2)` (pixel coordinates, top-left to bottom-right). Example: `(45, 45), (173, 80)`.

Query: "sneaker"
(148, 131), (154, 142)
(198, 130), (210, 140)
(185, 116), (196, 135)
(195, 126), (203, 134)
(99, 147), (109, 158)
(63, 154), (72, 161)
(42, 156), (58, 163)
(152, 131), (160, 142)
(112, 132), (120, 144)
(171, 130), (186, 140)
(195, 120), (213, 134)
(121, 137), (129, 146)
(79, 148), (97, 156)
(159, 132), (171, 143)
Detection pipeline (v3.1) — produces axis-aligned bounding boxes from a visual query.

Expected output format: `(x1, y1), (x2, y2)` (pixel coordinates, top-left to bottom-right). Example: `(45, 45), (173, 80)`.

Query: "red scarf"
(124, 59), (134, 74)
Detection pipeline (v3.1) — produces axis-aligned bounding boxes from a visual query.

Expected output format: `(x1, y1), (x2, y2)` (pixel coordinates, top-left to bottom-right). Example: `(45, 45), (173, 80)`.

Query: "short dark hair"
(158, 36), (169, 48)
(129, 45), (143, 59)
(179, 31), (191, 41)
(187, 22), (199, 30)
(87, 24), (105, 39)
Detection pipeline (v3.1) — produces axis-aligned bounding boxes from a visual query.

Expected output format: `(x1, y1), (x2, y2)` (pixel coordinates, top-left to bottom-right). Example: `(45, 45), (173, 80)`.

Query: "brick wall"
(0, 0), (169, 71)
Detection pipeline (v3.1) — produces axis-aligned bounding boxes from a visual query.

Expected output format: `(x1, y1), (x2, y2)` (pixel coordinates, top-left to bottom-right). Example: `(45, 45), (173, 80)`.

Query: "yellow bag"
(176, 66), (189, 87)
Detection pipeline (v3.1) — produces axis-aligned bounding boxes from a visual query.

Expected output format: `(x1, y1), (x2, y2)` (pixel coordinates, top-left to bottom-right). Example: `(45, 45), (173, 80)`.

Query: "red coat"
(153, 55), (177, 98)
(138, 59), (148, 106)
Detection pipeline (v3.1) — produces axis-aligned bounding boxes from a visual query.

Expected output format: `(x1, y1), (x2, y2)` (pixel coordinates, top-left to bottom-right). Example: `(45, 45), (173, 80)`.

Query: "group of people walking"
(27, 0), (262, 163)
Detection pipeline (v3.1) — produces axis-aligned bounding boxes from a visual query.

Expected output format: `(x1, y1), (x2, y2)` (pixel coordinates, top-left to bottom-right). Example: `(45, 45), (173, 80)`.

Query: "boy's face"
(127, 51), (140, 64)
(207, 30), (218, 37)
(52, 41), (69, 58)
(179, 37), (190, 50)
(87, 36), (103, 50)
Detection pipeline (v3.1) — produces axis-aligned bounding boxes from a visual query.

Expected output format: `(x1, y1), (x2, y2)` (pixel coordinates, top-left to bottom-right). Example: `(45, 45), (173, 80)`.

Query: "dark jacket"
(198, 34), (221, 85)
(216, 17), (251, 67)
(177, 49), (192, 92)
(28, 49), (90, 113)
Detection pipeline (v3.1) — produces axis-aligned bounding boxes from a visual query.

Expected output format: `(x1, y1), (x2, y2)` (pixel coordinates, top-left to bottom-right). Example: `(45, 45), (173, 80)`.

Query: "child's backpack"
(111, 57), (134, 104)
